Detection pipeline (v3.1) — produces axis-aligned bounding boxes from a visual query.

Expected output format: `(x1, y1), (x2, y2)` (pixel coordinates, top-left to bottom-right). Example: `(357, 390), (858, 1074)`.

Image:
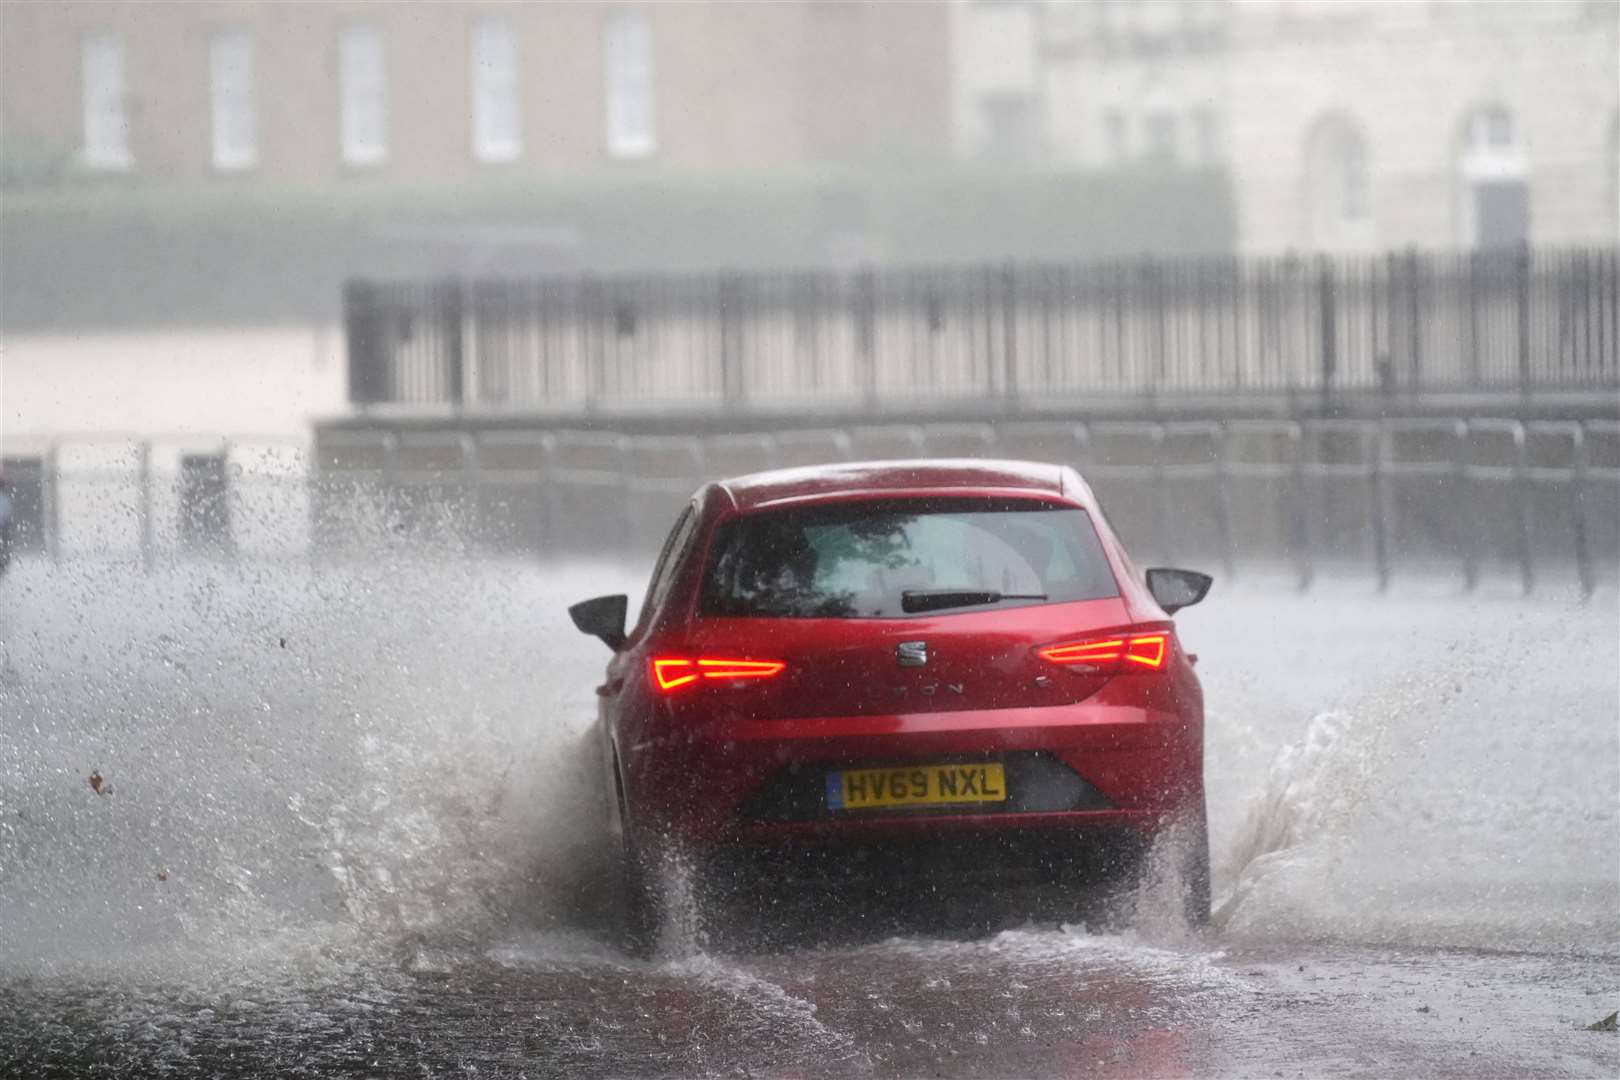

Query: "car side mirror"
(569, 594), (628, 651)
(1145, 568), (1212, 615)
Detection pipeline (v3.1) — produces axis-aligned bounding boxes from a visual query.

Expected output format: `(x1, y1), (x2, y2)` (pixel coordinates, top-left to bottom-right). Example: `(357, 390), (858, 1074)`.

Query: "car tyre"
(620, 827), (662, 959)
(1180, 805), (1212, 928)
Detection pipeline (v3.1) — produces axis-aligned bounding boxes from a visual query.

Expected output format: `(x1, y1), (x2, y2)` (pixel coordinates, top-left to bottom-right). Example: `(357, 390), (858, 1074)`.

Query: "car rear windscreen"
(700, 498), (1120, 618)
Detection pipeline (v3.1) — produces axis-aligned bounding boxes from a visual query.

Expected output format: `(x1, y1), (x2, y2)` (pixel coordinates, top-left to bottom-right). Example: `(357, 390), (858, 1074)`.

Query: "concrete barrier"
(10, 415), (1616, 597)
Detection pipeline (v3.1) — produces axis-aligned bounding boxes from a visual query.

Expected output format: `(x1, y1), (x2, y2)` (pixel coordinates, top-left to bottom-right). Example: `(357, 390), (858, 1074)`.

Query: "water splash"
(3, 558), (1615, 978)
(1213, 708), (1381, 930)
(0, 556), (629, 976)
(1210, 649), (1476, 938)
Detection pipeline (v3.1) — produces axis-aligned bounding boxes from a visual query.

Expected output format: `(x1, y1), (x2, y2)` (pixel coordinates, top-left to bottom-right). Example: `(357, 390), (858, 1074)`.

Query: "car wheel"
(1104, 807), (1210, 931)
(1180, 805), (1212, 928)
(620, 826), (663, 959)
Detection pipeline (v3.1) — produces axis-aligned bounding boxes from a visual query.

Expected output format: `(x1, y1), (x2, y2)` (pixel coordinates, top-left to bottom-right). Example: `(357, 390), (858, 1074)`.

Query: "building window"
(1340, 138), (1368, 220)
(471, 15), (521, 163)
(339, 23), (388, 167)
(603, 8), (655, 158)
(1192, 107), (1219, 164)
(1471, 105), (1516, 151)
(1605, 111), (1618, 223)
(209, 29), (257, 171)
(979, 92), (1035, 163)
(1144, 110), (1179, 162)
(1306, 113), (1371, 248)
(1457, 104), (1528, 249)
(81, 32), (131, 170)
(1104, 109), (1127, 161)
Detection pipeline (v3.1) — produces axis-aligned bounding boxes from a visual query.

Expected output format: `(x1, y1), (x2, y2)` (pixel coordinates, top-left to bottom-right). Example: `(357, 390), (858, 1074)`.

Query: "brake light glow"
(652, 656), (785, 692)
(652, 659), (700, 691)
(1124, 634), (1166, 668)
(1038, 638), (1126, 666)
(1037, 631), (1169, 672)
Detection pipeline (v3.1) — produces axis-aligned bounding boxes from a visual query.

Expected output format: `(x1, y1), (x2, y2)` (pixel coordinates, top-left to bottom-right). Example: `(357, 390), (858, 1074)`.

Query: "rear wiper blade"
(900, 589), (1047, 614)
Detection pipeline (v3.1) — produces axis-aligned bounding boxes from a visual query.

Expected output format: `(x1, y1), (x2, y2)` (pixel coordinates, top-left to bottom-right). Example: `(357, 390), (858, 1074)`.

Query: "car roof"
(716, 458), (1075, 512)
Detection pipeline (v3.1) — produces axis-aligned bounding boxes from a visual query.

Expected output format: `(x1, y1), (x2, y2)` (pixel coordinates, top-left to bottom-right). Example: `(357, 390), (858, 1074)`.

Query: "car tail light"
(1037, 629), (1170, 673)
(651, 656), (786, 693)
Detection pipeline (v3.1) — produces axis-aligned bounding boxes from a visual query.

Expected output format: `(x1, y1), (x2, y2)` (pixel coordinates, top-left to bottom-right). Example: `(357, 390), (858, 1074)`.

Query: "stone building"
(0, 0), (950, 183)
(954, 0), (1620, 253)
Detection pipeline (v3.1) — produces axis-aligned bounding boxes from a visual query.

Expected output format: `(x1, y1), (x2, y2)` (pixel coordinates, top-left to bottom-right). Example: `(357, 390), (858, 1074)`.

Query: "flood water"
(1, 556), (1616, 1076)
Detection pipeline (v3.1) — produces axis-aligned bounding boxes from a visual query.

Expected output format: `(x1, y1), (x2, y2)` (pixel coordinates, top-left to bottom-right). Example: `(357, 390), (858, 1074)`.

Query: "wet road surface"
(2, 559), (1616, 1076)
(4, 933), (1616, 1077)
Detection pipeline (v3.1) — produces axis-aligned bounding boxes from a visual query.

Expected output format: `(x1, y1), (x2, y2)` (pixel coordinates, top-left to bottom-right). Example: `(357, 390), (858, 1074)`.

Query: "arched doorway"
(1456, 104), (1529, 249)
(1304, 112), (1372, 250)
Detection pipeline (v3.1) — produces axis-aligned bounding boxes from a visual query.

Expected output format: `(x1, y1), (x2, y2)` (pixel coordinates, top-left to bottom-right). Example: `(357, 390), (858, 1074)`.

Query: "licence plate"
(826, 763), (1006, 811)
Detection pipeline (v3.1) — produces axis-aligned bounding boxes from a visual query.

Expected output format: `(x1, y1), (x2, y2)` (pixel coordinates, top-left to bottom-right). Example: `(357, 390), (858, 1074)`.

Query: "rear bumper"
(703, 816), (1154, 897)
(621, 700), (1201, 847)
(719, 807), (1161, 846)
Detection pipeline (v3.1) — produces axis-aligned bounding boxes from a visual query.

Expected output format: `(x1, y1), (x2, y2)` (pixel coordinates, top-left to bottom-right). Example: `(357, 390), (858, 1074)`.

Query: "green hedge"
(0, 166), (1234, 331)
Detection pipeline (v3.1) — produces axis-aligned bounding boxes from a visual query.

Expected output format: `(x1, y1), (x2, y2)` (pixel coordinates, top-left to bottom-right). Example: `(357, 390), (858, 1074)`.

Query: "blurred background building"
(0, 0), (1614, 441)
(955, 0), (1619, 253)
(1, 0), (950, 181)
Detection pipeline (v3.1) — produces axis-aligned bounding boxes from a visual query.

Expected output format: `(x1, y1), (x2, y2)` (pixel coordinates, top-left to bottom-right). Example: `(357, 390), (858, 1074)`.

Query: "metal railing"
(6, 417), (1616, 598)
(345, 247), (1620, 414)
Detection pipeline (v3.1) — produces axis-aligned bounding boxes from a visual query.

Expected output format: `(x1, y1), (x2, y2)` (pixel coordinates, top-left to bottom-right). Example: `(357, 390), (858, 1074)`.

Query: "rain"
(2, 2), (1617, 1076)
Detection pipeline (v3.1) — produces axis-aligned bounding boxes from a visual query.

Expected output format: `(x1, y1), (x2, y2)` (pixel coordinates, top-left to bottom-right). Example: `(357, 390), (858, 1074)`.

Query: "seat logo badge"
(897, 641), (928, 667)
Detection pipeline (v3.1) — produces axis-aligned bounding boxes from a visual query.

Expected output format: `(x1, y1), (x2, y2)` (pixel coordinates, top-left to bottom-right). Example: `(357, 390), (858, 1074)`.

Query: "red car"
(569, 459), (1212, 951)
